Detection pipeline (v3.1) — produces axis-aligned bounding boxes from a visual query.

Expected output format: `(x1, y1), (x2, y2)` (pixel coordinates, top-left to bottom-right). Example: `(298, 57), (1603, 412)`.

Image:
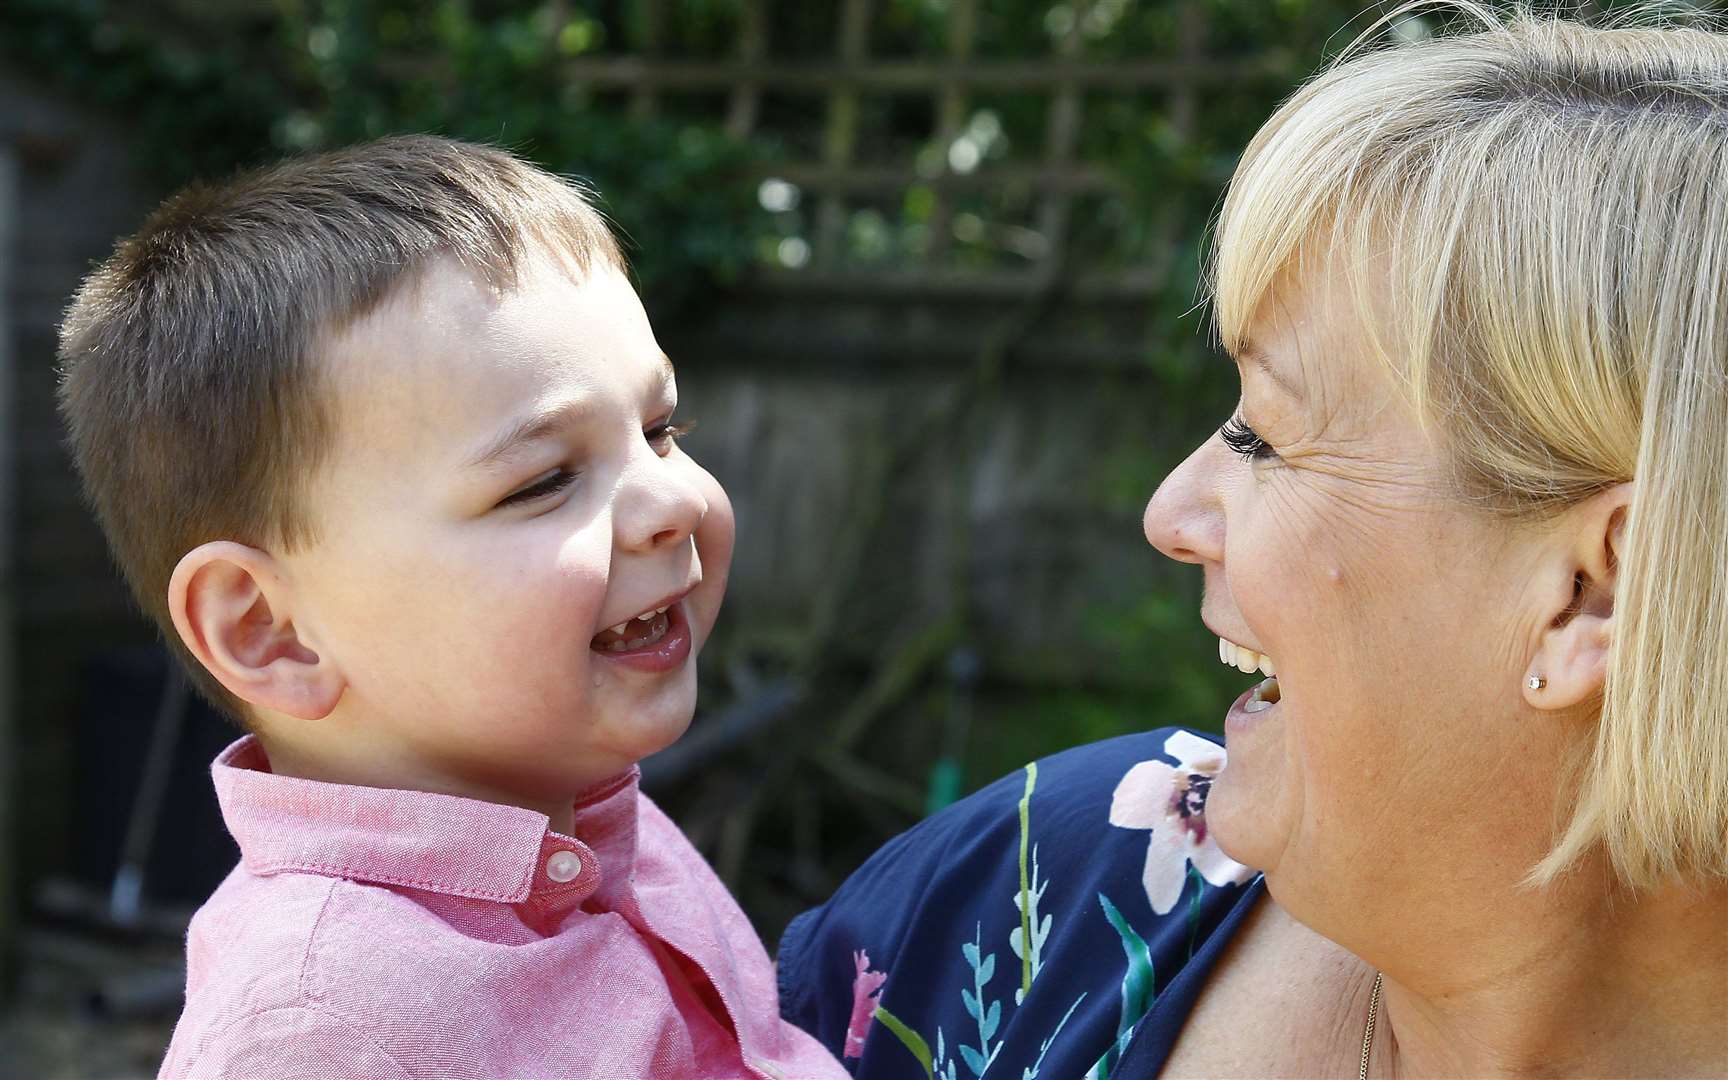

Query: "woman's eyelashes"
(1219, 415), (1279, 461)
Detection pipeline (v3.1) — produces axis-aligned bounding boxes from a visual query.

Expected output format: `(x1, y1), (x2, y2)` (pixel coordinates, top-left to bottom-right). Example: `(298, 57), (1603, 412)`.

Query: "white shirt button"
(545, 850), (583, 883)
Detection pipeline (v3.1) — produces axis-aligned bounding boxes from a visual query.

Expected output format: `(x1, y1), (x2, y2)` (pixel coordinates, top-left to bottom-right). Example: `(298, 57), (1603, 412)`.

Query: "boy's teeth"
(623, 618), (670, 651)
(593, 610), (672, 654)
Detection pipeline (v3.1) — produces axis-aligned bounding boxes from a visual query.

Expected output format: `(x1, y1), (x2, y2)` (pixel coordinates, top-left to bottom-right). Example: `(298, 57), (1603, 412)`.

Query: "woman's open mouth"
(1243, 675), (1281, 711)
(1219, 636), (1281, 721)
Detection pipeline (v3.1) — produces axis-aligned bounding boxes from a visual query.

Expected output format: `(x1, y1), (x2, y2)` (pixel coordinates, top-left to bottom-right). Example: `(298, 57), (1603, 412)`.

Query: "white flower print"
(1108, 730), (1253, 915)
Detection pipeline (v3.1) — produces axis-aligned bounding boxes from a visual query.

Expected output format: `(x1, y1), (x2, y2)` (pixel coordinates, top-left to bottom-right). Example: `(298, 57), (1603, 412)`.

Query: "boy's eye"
(647, 417), (696, 451)
(499, 469), (578, 507)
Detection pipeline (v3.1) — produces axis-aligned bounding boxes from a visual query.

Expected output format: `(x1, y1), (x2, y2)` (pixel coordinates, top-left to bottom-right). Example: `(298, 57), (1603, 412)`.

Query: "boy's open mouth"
(590, 605), (672, 653)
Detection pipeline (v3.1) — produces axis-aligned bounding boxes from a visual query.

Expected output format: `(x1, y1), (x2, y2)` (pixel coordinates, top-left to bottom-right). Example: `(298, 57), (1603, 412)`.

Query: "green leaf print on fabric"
(1084, 893), (1157, 1080)
(934, 1027), (960, 1080)
(959, 924), (1003, 1076)
(873, 1006), (934, 1080)
(1010, 763), (1052, 1006)
(1186, 864), (1205, 960)
(846, 758), (1108, 1078)
(1009, 763), (1043, 1009)
(1022, 993), (1087, 1080)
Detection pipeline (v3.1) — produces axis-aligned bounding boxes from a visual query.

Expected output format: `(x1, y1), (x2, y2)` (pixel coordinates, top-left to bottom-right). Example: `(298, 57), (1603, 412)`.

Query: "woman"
(777, 7), (1727, 1077)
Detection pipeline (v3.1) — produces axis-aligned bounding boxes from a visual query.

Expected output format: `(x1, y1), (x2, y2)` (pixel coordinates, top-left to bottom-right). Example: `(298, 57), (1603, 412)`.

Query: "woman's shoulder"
(778, 726), (1263, 1078)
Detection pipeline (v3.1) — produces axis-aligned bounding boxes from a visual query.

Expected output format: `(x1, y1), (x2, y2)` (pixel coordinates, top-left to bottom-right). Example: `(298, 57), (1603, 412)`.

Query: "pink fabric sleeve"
(168, 1007), (413, 1080)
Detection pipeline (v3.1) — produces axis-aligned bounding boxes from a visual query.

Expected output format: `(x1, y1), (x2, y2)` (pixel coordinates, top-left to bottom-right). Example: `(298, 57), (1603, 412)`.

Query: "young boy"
(57, 136), (845, 1079)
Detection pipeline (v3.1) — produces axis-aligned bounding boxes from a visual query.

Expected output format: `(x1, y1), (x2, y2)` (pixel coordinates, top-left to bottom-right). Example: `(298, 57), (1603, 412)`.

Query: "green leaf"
(874, 1006), (935, 1080)
(1096, 892), (1157, 1075)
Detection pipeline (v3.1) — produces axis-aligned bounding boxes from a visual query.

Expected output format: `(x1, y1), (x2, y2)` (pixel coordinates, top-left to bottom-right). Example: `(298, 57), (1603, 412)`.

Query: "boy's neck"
(256, 730), (592, 837)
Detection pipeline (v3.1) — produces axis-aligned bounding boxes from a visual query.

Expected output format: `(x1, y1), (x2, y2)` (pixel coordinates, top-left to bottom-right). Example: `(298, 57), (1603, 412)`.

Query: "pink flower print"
(845, 949), (888, 1059)
(1109, 730), (1253, 915)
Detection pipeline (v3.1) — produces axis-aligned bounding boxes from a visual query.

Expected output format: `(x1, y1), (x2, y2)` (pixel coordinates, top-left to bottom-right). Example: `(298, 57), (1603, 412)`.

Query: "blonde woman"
(777, 6), (1728, 1077)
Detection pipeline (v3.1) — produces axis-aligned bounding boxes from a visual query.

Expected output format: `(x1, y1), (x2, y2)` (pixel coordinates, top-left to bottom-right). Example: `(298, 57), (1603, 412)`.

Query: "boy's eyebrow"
(463, 399), (586, 474)
(462, 354), (678, 474)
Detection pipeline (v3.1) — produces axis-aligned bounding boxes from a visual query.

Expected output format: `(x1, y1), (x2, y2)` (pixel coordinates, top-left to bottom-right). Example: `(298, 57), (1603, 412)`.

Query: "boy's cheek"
(690, 468), (735, 634)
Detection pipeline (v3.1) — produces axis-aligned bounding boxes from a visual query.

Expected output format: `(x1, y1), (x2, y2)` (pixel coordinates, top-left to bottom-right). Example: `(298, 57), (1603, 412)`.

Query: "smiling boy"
(57, 136), (843, 1079)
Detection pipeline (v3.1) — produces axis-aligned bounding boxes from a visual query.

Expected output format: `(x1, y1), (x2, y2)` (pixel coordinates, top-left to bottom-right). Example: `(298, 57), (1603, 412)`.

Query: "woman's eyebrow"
(1234, 340), (1306, 402)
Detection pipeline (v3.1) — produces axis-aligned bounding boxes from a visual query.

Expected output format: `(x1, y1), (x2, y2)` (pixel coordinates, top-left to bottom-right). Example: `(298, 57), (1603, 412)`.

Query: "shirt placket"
(621, 897), (786, 1080)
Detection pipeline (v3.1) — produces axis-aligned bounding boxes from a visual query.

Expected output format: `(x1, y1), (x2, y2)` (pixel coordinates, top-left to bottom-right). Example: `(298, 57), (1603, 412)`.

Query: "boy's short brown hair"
(57, 135), (623, 723)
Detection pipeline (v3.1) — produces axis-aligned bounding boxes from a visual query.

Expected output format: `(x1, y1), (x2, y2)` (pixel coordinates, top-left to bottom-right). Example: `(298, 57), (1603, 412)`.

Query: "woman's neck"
(1370, 875), (1727, 1077)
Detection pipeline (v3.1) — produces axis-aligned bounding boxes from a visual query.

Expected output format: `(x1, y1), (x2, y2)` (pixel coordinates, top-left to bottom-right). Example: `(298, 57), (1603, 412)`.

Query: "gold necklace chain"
(1359, 971), (1384, 1080)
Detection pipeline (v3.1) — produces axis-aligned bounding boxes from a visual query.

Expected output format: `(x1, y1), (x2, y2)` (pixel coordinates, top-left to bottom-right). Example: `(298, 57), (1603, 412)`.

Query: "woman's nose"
(615, 455), (707, 553)
(1144, 438), (1226, 566)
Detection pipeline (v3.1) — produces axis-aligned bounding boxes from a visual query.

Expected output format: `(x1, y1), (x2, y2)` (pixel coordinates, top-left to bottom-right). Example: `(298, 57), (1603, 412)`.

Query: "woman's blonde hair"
(1210, 2), (1727, 888)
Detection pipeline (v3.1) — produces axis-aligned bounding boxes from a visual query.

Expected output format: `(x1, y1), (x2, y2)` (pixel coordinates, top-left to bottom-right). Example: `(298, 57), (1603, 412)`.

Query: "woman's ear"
(1525, 482), (1631, 711)
(167, 542), (345, 721)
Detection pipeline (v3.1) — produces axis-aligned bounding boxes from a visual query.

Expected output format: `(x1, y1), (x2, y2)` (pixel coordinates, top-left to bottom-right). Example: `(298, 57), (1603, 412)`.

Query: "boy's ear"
(167, 542), (346, 721)
(1524, 482), (1631, 712)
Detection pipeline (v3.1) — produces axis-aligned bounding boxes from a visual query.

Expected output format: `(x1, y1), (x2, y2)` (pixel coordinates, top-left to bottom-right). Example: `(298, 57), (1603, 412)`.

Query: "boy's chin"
(625, 681), (700, 753)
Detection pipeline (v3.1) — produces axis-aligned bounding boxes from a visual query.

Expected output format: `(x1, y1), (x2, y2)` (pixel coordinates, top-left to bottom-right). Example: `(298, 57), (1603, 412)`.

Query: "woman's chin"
(1204, 776), (1247, 861)
(1206, 739), (1284, 874)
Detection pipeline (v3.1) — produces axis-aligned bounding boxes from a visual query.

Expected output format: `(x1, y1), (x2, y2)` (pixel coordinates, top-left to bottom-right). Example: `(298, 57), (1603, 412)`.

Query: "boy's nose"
(615, 459), (707, 553)
(1144, 437), (1227, 566)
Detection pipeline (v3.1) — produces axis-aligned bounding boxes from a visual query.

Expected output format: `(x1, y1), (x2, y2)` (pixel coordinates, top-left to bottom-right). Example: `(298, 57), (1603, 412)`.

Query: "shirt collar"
(211, 735), (639, 913)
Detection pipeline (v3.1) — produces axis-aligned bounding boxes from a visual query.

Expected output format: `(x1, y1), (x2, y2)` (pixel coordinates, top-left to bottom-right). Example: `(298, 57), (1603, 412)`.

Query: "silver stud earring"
(1527, 675), (1546, 691)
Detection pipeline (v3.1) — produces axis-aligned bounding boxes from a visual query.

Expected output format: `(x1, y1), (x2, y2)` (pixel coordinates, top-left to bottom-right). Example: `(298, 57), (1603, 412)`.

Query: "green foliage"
(271, 1), (773, 304)
(2, 0), (285, 184)
(0, 0), (771, 307)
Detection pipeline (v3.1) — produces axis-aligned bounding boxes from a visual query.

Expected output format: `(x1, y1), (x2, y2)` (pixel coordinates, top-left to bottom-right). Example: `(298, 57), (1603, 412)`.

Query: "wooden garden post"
(0, 142), (18, 991)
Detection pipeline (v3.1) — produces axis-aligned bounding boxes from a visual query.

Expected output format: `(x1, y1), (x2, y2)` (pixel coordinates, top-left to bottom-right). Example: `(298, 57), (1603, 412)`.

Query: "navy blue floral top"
(778, 728), (1264, 1078)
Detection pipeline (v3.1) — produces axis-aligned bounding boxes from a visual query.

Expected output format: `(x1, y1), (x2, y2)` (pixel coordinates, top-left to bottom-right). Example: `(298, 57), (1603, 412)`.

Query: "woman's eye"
(1219, 416), (1278, 461)
(499, 469), (577, 507)
(646, 417), (697, 452)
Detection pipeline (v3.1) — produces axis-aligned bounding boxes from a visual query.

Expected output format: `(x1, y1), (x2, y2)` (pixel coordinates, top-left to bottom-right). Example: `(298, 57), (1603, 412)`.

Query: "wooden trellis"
(562, 0), (1287, 302)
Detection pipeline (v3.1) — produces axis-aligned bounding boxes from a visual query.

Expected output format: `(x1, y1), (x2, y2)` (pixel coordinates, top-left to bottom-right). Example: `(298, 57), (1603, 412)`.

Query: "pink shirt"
(159, 737), (845, 1079)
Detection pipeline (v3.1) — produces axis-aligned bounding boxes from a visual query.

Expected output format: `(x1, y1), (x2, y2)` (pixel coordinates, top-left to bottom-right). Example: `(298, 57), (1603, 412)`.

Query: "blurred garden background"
(0, 0), (1683, 1074)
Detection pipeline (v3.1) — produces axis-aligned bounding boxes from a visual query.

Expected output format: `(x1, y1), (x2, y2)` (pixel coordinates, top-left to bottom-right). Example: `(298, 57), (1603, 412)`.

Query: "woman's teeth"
(1219, 636), (1281, 713)
(1218, 637), (1277, 677)
(1243, 676), (1281, 712)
